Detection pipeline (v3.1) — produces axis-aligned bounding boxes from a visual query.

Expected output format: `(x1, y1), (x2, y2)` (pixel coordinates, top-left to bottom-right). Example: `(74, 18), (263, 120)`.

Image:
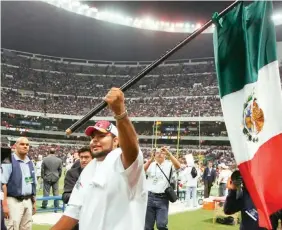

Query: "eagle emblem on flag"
(242, 92), (264, 142)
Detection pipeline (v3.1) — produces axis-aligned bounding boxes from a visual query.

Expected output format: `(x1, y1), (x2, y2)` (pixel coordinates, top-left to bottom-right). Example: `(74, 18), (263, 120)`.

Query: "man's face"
(16, 138), (29, 155)
(90, 131), (118, 159)
(79, 151), (93, 168)
(155, 149), (166, 162)
(209, 162), (213, 168)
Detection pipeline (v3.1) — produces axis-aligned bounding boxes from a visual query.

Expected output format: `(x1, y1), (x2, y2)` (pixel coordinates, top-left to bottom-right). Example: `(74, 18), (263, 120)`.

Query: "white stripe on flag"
(221, 61), (282, 164)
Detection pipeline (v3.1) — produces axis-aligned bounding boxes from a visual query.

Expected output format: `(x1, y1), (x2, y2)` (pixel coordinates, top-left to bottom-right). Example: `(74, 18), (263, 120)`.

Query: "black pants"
(145, 192), (169, 230)
(204, 180), (213, 198)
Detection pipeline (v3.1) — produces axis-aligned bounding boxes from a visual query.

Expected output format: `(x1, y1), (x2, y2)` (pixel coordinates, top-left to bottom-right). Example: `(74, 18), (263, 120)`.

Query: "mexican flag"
(213, 1), (282, 229)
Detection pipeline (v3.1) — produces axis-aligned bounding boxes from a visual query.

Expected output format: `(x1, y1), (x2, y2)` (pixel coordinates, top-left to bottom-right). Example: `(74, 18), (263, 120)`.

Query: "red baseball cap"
(85, 121), (118, 137)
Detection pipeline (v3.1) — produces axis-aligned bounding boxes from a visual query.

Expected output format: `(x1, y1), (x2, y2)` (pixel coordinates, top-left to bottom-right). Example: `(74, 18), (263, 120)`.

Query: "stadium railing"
(36, 196), (65, 213)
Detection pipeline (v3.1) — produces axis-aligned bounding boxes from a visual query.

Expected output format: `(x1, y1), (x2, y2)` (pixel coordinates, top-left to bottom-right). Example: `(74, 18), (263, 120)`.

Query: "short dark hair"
(77, 146), (93, 158)
(78, 146), (91, 154)
(50, 148), (55, 154)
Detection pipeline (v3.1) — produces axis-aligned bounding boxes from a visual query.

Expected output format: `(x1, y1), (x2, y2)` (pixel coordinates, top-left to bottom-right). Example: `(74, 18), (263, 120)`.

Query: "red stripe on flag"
(239, 133), (282, 229)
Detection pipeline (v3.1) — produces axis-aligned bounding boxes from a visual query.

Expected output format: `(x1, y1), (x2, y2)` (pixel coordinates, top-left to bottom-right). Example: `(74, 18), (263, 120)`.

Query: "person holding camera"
(144, 147), (181, 230)
(224, 170), (281, 230)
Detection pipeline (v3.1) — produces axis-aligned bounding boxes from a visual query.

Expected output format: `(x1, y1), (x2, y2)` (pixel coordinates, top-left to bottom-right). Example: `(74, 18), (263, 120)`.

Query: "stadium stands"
(3, 49), (281, 117)
(2, 49), (280, 167)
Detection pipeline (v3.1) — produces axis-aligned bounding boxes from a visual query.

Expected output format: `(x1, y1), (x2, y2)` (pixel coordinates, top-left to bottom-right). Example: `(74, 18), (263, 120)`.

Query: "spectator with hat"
(51, 88), (147, 230)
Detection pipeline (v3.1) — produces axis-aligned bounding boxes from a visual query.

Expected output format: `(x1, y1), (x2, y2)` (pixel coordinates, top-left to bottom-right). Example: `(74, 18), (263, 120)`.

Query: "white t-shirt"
(182, 166), (199, 187)
(146, 160), (174, 193)
(35, 160), (42, 177)
(64, 148), (147, 230)
(218, 169), (232, 184)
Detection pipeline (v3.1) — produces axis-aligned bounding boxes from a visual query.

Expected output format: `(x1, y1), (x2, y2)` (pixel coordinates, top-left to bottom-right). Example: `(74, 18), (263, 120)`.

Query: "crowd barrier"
(36, 196), (65, 213)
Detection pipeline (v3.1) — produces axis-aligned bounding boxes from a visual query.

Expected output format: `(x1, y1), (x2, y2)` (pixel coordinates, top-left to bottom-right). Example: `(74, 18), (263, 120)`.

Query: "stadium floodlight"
(44, 0), (55, 3)
(97, 11), (110, 20)
(71, 1), (80, 8)
(133, 19), (142, 27)
(85, 7), (98, 17)
(272, 13), (282, 21)
(176, 23), (184, 28)
(126, 17), (133, 23)
(113, 13), (125, 22)
(76, 4), (89, 15)
(144, 17), (155, 26)
(42, 0), (281, 33)
(196, 23), (202, 29)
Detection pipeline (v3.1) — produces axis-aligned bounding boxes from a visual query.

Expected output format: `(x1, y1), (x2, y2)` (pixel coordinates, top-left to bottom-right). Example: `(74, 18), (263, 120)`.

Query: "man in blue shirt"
(2, 137), (37, 230)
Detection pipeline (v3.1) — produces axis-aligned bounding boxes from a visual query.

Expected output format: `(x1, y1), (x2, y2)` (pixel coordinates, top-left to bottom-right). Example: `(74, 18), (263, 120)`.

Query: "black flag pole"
(66, 1), (240, 135)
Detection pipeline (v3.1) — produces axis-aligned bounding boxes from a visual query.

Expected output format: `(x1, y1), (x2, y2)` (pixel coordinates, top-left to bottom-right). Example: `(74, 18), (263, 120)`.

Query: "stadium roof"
(87, 1), (282, 24)
(1, 1), (282, 62)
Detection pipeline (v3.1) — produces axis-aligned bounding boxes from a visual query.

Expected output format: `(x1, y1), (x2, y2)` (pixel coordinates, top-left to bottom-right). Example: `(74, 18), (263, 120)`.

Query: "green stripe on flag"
(213, 1), (277, 98)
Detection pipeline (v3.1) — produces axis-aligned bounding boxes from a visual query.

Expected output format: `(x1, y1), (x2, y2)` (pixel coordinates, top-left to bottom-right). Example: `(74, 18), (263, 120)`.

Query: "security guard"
(2, 137), (37, 230)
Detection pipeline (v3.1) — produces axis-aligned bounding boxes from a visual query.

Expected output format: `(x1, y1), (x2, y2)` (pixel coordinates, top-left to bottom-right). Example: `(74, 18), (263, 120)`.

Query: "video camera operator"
(224, 170), (281, 230)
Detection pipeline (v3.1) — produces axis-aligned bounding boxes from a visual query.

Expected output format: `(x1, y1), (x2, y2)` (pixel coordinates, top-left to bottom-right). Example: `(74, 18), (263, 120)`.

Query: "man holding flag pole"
(213, 1), (282, 229)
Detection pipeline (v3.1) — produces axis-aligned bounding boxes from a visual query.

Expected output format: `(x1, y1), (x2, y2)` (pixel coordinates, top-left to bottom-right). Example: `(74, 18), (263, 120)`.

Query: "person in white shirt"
(182, 161), (199, 208)
(65, 154), (73, 174)
(35, 155), (43, 191)
(217, 163), (232, 197)
(144, 147), (181, 230)
(51, 88), (147, 230)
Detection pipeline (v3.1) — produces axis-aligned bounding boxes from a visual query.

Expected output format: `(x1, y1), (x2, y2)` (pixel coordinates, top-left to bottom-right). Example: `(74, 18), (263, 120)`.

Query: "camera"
(231, 170), (243, 188)
(1, 146), (12, 164)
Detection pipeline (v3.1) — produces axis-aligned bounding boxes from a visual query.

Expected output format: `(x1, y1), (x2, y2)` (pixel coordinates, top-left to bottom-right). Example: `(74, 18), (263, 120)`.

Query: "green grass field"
(33, 170), (238, 230)
(32, 209), (238, 230)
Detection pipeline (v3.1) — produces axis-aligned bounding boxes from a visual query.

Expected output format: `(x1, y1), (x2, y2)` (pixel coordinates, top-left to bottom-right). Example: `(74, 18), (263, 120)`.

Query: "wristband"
(114, 110), (128, 120)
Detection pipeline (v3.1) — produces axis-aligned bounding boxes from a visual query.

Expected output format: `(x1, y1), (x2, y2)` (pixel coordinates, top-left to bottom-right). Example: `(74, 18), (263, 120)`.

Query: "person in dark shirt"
(62, 146), (93, 204)
(62, 146), (93, 230)
(224, 171), (281, 230)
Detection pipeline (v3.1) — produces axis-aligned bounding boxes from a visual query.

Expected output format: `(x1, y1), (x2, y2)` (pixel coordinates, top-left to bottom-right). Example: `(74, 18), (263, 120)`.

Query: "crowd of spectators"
(1, 89), (222, 117)
(2, 49), (281, 167)
(2, 50), (281, 117)
(16, 141), (235, 167)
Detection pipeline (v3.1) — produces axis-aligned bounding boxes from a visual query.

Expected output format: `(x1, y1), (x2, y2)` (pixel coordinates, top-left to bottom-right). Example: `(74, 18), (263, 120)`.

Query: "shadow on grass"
(202, 218), (214, 224)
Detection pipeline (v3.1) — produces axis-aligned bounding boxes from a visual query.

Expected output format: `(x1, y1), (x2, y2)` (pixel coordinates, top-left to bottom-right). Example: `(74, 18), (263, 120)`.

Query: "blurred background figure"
(35, 155), (43, 191)
(182, 160), (199, 208)
(217, 163), (232, 197)
(41, 148), (62, 210)
(202, 161), (216, 198)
